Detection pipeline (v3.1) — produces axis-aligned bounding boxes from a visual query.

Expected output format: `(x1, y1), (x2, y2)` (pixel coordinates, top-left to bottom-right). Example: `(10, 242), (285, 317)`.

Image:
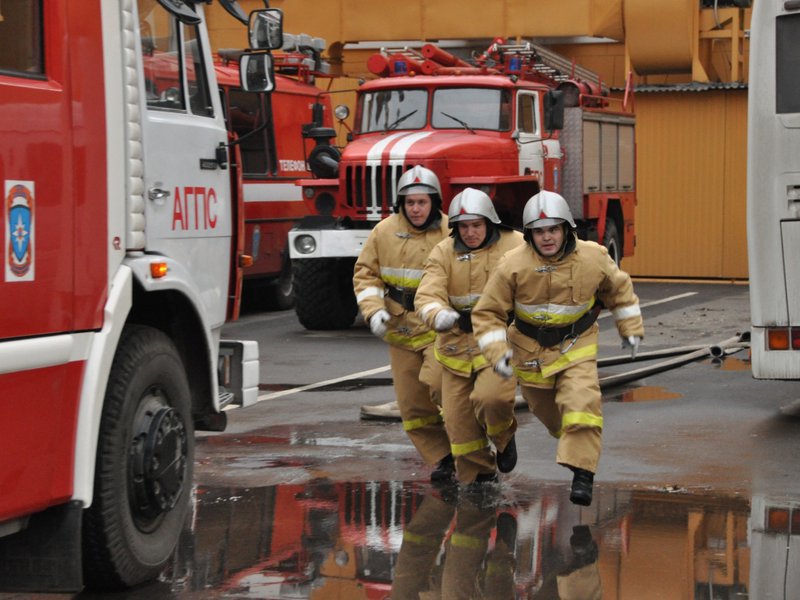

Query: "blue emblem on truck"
(5, 181), (35, 281)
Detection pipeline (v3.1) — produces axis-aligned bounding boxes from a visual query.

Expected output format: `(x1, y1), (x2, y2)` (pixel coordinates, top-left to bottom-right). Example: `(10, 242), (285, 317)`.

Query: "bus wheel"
(293, 258), (358, 330)
(83, 325), (193, 590)
(602, 219), (622, 266)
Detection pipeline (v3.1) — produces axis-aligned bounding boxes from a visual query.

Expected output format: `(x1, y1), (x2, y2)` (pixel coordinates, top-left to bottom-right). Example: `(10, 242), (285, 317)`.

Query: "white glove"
(494, 350), (514, 378)
(433, 308), (460, 332)
(369, 309), (391, 338)
(622, 335), (641, 359)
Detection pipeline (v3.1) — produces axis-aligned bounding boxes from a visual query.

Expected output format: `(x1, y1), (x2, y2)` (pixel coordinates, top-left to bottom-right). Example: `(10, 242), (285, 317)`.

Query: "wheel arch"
(126, 280), (216, 429)
(72, 264), (218, 508)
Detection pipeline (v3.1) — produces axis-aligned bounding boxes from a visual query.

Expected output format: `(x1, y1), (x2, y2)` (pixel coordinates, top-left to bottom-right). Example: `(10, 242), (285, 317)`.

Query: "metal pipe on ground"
(599, 334), (748, 389)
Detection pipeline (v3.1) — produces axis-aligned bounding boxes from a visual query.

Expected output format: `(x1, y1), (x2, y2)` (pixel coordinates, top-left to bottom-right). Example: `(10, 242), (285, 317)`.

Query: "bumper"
(288, 229), (372, 259)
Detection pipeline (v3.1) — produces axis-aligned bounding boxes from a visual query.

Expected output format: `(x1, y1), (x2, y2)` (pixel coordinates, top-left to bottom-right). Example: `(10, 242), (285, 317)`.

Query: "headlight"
(334, 104), (350, 121)
(294, 234), (317, 254)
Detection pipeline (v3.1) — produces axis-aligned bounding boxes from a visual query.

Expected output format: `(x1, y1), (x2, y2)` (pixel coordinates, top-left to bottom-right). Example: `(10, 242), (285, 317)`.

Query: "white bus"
(747, 0), (800, 379)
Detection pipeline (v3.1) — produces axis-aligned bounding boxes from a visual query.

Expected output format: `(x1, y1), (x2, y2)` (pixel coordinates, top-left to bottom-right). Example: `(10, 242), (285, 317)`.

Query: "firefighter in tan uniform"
(472, 191), (643, 506)
(415, 188), (525, 485)
(353, 166), (453, 481)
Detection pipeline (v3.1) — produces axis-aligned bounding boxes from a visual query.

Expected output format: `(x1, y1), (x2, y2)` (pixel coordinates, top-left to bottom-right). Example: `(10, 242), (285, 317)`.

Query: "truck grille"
(344, 164), (408, 220)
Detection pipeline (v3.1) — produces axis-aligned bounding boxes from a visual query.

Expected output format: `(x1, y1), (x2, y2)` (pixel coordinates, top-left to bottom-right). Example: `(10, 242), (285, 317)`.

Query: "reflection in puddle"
(711, 356), (751, 372)
(117, 481), (800, 598)
(608, 385), (684, 403)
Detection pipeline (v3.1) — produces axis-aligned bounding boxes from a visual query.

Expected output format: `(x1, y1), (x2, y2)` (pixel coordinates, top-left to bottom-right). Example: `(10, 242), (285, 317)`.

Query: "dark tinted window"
(0, 2), (43, 76)
(776, 13), (800, 114)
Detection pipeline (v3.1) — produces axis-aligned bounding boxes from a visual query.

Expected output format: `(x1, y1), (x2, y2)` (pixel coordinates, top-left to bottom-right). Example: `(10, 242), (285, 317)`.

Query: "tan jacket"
(415, 229), (525, 375)
(472, 237), (644, 385)
(353, 212), (449, 350)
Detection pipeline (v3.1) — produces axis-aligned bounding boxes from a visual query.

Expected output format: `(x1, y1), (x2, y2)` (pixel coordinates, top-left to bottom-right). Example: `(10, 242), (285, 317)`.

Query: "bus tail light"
(767, 328), (790, 350)
(766, 507), (800, 534)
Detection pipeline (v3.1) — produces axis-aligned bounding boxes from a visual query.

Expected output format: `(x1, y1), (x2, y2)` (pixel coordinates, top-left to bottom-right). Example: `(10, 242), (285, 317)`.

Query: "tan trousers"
(392, 493), (455, 600)
(441, 501), (495, 600)
(389, 344), (450, 465)
(520, 358), (602, 472)
(442, 367), (517, 483)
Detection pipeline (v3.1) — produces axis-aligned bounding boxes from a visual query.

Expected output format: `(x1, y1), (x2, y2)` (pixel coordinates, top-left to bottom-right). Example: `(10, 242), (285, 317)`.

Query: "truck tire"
(267, 261), (295, 311)
(602, 219), (622, 266)
(83, 325), (193, 590)
(293, 258), (358, 330)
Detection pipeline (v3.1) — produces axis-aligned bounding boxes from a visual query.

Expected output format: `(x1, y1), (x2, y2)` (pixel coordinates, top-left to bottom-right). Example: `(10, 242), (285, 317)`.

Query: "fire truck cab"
(215, 36), (336, 310)
(289, 39), (636, 330)
(0, 1), (279, 592)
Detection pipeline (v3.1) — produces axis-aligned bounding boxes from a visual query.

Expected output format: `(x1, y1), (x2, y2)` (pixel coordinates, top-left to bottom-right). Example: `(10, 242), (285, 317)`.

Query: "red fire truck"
(0, 1), (279, 592)
(289, 39), (636, 330)
(215, 36), (337, 309)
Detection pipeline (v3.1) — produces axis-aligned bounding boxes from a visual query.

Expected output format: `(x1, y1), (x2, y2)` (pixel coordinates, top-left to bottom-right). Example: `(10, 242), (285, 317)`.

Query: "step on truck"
(289, 39), (637, 330)
(0, 1), (282, 592)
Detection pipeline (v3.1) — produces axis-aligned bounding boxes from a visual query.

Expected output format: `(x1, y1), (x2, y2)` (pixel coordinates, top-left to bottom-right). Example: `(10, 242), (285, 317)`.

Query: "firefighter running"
(415, 188), (524, 485)
(353, 166), (454, 481)
(471, 190), (643, 506)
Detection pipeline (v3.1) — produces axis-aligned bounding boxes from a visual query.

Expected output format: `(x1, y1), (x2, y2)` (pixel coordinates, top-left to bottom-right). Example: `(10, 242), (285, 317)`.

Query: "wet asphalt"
(5, 281), (800, 599)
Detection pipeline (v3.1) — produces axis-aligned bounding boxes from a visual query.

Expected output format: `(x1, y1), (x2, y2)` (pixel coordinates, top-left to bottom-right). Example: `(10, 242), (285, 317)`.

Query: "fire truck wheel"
(82, 325), (193, 590)
(267, 263), (295, 310)
(293, 258), (358, 330)
(602, 219), (622, 266)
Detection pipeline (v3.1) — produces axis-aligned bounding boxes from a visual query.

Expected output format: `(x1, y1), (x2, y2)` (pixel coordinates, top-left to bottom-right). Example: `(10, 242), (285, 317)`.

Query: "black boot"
(496, 435), (517, 473)
(568, 525), (598, 568)
(569, 467), (594, 506)
(431, 454), (455, 483)
(496, 511), (518, 550)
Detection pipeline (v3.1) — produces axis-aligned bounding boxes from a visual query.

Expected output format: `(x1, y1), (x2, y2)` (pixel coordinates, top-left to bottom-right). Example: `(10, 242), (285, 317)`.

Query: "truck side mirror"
(239, 52), (275, 93)
(248, 8), (284, 50)
(544, 90), (565, 131)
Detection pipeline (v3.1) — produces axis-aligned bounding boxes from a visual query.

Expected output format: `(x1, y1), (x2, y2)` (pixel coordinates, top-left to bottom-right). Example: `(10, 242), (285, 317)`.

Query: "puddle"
(54, 481), (800, 599)
(607, 385), (684, 403)
(711, 356), (751, 371)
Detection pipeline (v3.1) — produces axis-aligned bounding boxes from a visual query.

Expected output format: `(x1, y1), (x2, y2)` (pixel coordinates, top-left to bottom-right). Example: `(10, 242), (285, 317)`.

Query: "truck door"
(138, 0), (232, 326)
(516, 91), (545, 182)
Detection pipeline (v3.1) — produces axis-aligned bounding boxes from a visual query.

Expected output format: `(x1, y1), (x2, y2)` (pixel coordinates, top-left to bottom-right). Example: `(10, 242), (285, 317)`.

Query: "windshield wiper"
(440, 111), (475, 134)
(385, 109), (419, 131)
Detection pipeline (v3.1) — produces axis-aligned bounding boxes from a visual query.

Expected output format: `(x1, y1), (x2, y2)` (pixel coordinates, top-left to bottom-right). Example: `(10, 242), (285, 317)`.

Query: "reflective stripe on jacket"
(472, 237), (644, 383)
(416, 230), (524, 376)
(353, 212), (449, 350)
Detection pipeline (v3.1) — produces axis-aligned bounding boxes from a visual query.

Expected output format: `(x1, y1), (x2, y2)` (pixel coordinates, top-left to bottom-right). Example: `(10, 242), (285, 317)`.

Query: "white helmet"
(448, 188), (501, 224)
(397, 165), (442, 198)
(522, 190), (576, 229)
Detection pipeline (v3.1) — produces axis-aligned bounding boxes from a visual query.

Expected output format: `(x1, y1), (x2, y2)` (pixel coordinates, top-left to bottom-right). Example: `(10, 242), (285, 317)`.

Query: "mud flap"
(0, 501), (83, 593)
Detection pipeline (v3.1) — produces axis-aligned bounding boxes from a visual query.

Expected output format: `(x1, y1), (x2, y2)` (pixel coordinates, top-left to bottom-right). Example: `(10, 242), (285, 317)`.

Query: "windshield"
(432, 88), (511, 131)
(359, 89), (428, 133)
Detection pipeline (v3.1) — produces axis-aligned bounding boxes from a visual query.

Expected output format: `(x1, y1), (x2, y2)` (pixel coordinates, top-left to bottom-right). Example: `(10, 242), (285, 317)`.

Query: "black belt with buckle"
(457, 310), (473, 333)
(386, 285), (417, 311)
(514, 304), (602, 348)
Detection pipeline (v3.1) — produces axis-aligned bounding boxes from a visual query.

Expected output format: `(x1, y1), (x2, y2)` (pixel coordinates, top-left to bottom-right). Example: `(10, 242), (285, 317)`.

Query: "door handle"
(148, 187), (171, 202)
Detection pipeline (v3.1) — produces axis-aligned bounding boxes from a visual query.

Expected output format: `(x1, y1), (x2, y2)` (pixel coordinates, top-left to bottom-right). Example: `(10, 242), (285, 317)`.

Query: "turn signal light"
(239, 254), (254, 268)
(150, 262), (168, 278)
(767, 328), (790, 350)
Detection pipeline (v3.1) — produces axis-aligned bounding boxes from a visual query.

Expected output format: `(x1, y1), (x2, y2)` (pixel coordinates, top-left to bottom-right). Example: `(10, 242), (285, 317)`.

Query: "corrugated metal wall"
(622, 90), (748, 279)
